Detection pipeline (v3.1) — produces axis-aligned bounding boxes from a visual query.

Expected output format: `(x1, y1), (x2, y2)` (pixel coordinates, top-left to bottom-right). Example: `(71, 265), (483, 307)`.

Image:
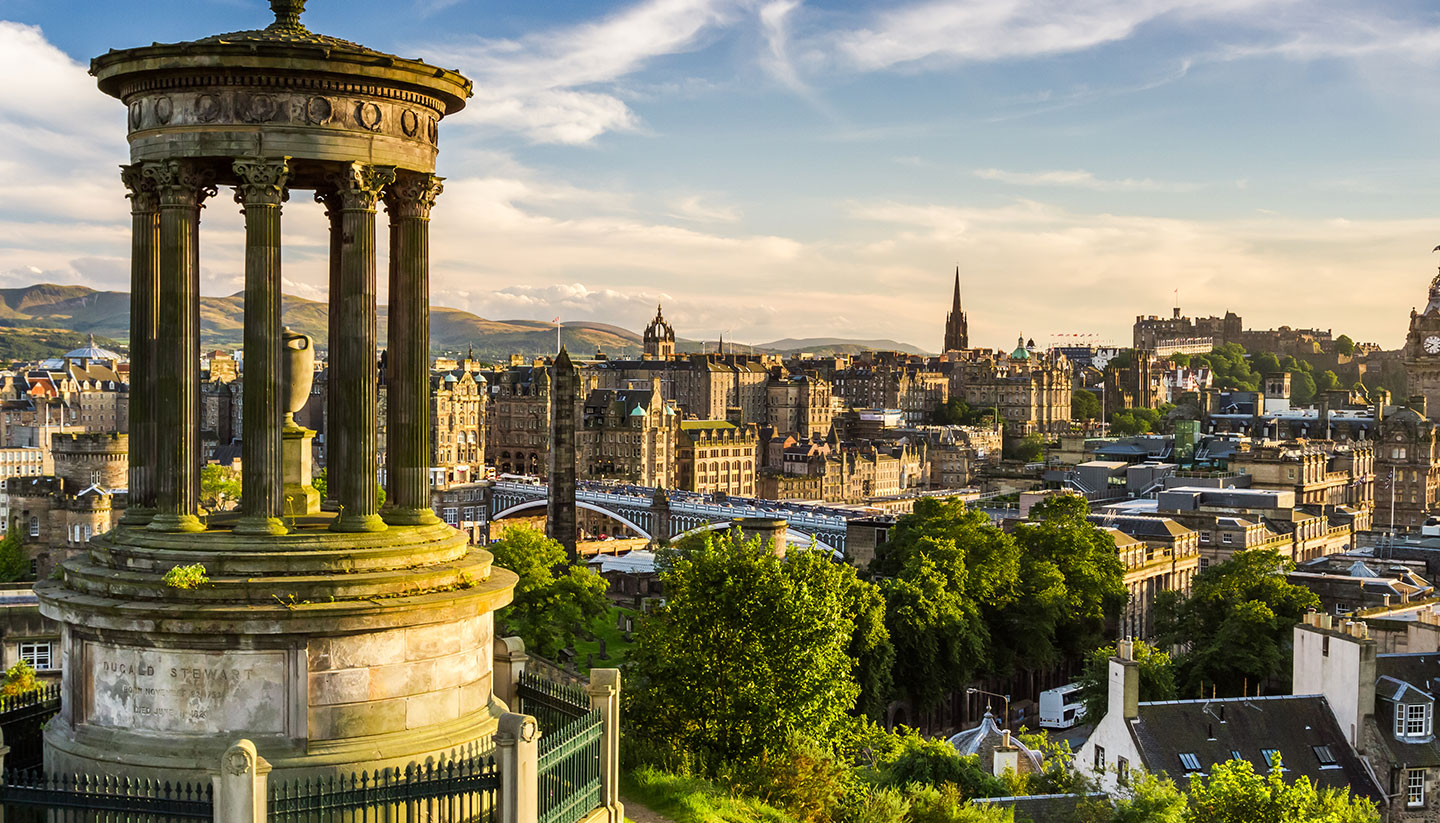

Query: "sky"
(3, 0), (1440, 351)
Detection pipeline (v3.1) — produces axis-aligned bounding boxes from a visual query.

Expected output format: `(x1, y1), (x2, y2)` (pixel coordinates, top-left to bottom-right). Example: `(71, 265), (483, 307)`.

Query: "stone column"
(119, 165), (158, 525)
(233, 158), (290, 535)
(548, 348), (579, 559)
(383, 172), (444, 526)
(143, 159), (214, 533)
(588, 669), (625, 823)
(316, 190), (343, 508)
(496, 713), (539, 823)
(324, 162), (395, 533)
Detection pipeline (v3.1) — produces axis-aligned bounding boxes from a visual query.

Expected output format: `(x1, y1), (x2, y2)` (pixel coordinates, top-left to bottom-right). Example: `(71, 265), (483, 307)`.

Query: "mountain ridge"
(0, 284), (927, 361)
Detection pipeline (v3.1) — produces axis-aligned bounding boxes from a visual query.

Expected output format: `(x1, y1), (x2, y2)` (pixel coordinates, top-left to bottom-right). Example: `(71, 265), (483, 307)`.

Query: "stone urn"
(282, 327), (314, 428)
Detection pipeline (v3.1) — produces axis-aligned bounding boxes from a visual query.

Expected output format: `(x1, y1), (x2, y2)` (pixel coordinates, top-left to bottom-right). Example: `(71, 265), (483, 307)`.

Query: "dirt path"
(621, 794), (675, 823)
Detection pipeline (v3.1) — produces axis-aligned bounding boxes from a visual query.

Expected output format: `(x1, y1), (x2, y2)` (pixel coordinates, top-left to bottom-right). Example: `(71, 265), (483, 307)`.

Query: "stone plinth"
(37, 516), (515, 780)
(282, 426), (320, 516)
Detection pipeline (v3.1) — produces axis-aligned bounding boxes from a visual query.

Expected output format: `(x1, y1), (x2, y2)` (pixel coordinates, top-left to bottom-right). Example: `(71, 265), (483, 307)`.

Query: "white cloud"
(421, 0), (739, 144)
(974, 167), (1205, 192)
(667, 194), (742, 223)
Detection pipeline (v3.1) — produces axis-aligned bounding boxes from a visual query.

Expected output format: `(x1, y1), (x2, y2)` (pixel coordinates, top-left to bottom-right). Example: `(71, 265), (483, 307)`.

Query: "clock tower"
(1405, 267), (1440, 419)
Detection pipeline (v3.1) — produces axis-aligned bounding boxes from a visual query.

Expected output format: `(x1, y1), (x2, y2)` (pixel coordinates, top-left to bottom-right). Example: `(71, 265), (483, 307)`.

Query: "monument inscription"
(87, 643), (289, 735)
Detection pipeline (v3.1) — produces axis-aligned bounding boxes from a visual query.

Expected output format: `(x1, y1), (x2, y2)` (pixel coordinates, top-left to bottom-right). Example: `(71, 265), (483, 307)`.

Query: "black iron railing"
(0, 770), (213, 823)
(516, 670), (591, 735)
(0, 685), (61, 771)
(269, 744), (500, 823)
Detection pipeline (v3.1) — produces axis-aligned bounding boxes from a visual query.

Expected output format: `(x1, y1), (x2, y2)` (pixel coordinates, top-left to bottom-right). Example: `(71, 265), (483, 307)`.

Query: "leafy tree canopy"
(199, 463), (242, 512)
(1185, 757), (1378, 823)
(1072, 389), (1102, 422)
(1335, 334), (1355, 356)
(1075, 640), (1178, 723)
(626, 528), (862, 762)
(0, 526), (27, 583)
(486, 526), (609, 659)
(933, 398), (992, 427)
(1154, 549), (1318, 696)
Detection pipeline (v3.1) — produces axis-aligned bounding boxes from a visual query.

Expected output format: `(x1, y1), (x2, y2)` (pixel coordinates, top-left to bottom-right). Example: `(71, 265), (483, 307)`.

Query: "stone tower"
(37, 0), (517, 781)
(548, 347), (579, 559)
(1405, 268), (1440, 419)
(943, 268), (968, 352)
(643, 304), (676, 359)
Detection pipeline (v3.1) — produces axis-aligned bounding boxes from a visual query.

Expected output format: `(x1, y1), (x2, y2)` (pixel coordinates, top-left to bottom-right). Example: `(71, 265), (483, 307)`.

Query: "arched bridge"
(486, 481), (854, 555)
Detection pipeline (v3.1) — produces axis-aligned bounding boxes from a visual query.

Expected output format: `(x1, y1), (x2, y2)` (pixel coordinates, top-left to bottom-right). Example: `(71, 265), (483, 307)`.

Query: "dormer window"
(1395, 702), (1434, 738)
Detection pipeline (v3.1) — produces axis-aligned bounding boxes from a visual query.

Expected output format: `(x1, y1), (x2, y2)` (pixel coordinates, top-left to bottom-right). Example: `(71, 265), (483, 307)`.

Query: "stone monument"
(36, 0), (517, 780)
(547, 347), (579, 559)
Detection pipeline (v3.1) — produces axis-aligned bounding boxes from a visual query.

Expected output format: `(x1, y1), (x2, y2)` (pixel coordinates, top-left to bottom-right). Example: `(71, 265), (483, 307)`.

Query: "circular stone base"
(36, 514), (517, 782)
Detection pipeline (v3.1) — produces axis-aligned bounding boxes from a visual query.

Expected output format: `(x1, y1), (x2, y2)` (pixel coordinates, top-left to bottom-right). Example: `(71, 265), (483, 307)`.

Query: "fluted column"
(324, 162), (395, 533)
(233, 157), (291, 535)
(143, 159), (215, 533)
(119, 165), (158, 525)
(316, 189), (344, 508)
(383, 172), (444, 526)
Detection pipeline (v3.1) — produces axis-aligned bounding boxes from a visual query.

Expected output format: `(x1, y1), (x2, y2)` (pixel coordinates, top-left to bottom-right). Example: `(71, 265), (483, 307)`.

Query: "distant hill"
(0, 284), (925, 362)
(753, 337), (931, 356)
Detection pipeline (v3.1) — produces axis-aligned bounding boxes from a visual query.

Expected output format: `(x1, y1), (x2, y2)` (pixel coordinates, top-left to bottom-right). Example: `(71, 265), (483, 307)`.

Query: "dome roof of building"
(1010, 336), (1031, 360)
(946, 710), (1043, 771)
(65, 335), (120, 362)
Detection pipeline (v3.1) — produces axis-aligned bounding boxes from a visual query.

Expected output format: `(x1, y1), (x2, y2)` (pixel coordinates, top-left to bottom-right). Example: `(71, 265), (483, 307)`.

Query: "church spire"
(943, 266), (969, 352)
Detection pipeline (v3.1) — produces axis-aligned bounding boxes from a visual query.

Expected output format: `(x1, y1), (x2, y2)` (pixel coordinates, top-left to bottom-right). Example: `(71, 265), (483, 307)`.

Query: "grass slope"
(622, 768), (800, 823)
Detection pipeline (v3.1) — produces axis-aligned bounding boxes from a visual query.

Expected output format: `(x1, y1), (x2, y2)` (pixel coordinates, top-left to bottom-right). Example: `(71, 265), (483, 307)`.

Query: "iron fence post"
(586, 669), (623, 823)
(497, 712), (539, 823)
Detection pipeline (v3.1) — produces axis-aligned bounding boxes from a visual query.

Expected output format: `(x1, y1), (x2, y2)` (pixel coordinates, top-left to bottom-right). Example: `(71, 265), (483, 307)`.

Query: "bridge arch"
(670, 520), (840, 558)
(490, 499), (652, 540)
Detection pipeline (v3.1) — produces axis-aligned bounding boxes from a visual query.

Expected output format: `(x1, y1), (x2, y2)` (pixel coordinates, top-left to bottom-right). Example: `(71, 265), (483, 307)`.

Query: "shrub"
(163, 564), (209, 590)
(2, 660), (38, 697)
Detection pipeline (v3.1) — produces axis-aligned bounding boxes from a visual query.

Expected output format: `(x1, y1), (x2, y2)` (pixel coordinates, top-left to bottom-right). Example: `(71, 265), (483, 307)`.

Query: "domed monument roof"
(1011, 335), (1031, 360)
(64, 335), (120, 362)
(90, 0), (471, 183)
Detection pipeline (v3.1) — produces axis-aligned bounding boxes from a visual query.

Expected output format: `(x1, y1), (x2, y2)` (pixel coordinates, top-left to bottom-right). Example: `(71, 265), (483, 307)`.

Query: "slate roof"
(1128, 695), (1380, 800)
(1374, 654), (1440, 768)
(1086, 512), (1193, 540)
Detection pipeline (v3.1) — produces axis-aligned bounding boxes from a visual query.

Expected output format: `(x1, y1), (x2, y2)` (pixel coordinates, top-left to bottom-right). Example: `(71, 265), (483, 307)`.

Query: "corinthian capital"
(324, 162), (396, 211)
(143, 160), (218, 208)
(232, 157), (291, 208)
(384, 172), (444, 220)
(120, 164), (157, 213)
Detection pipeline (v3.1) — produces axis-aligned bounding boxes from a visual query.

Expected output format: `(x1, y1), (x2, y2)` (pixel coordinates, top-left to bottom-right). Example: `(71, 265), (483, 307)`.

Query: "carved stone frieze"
(123, 87), (441, 149)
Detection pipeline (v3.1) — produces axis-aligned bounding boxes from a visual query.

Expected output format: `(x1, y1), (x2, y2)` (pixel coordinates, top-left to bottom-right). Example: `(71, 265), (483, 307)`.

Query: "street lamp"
(967, 687), (1012, 729)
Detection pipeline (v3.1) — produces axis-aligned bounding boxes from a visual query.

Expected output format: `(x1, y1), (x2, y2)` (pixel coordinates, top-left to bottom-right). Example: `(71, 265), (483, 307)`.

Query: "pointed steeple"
(943, 266), (969, 352)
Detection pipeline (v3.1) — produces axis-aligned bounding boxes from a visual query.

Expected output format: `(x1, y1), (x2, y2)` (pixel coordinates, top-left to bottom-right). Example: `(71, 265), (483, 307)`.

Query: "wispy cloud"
(974, 167), (1205, 192)
(667, 194), (742, 223)
(420, 0), (739, 144)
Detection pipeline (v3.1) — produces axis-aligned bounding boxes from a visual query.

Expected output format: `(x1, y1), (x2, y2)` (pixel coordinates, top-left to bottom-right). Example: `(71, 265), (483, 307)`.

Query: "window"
(1231, 750), (1244, 762)
(19, 642), (51, 671)
(1178, 752), (1201, 772)
(27, 517), (37, 537)
(1313, 745), (1337, 767)
(1261, 749), (1281, 768)
(1410, 769), (1427, 807)
(1199, 557), (1211, 571)
(1093, 745), (1105, 771)
(1221, 533), (1233, 544)
(1117, 757), (1129, 783)
(1399, 703), (1435, 737)
(442, 507), (459, 526)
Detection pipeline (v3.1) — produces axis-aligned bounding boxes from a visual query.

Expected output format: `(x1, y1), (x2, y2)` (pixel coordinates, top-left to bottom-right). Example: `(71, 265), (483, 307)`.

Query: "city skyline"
(3, 0), (1440, 349)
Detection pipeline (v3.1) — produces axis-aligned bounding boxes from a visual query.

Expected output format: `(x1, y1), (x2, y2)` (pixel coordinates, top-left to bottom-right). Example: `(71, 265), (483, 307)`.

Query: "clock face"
(1427, 336), (1440, 354)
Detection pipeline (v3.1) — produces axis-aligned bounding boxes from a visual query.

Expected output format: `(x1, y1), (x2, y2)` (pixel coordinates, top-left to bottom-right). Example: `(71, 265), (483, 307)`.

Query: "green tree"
(200, 463), (242, 512)
(1167, 353), (1191, 368)
(1185, 757), (1378, 823)
(879, 737), (1006, 799)
(934, 398), (988, 427)
(1252, 352), (1282, 376)
(1288, 370), (1317, 405)
(1, 659), (37, 697)
(1075, 641), (1177, 723)
(1072, 390), (1102, 421)
(0, 525), (27, 583)
(1006, 495), (1126, 665)
(486, 526), (609, 659)
(1317, 370), (1341, 394)
(1154, 550), (1318, 696)
(626, 528), (861, 762)
(1336, 334), (1355, 356)
(846, 576), (895, 721)
(1005, 434), (1045, 463)
(1077, 771), (1186, 823)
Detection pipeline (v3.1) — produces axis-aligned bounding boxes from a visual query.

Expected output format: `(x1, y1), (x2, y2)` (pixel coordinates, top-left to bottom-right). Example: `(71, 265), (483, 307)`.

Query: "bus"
(1039, 682), (1086, 729)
